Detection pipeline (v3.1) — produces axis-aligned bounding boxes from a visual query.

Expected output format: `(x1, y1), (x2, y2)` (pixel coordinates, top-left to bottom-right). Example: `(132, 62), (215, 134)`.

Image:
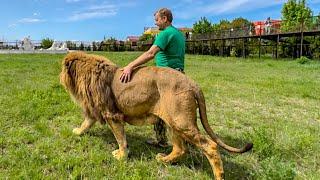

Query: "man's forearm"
(128, 51), (154, 68)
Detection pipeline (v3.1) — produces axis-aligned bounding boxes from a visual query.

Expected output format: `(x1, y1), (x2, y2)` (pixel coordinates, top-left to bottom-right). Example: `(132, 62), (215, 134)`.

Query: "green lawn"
(0, 52), (319, 179)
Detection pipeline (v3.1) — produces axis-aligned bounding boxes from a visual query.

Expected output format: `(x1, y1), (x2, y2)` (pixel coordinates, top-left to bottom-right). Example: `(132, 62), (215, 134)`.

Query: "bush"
(297, 56), (311, 64)
(41, 38), (53, 49)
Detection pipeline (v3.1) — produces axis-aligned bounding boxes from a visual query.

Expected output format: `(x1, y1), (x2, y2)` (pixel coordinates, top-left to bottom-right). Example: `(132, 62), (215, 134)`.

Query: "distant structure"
(143, 27), (160, 36)
(126, 36), (140, 46)
(59, 42), (68, 50)
(47, 40), (68, 51)
(47, 40), (61, 50)
(252, 19), (282, 35)
(21, 36), (34, 51)
(143, 27), (192, 39)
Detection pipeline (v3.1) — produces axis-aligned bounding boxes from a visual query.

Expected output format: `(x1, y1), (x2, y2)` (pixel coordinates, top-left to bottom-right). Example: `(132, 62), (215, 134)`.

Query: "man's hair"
(154, 8), (173, 23)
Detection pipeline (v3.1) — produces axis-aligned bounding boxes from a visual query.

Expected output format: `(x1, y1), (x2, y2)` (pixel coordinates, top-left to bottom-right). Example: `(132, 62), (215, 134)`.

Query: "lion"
(60, 52), (253, 180)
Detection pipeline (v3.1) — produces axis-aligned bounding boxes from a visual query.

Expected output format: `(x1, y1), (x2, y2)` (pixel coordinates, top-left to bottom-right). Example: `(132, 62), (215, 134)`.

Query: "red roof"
(178, 27), (193, 32)
(126, 36), (140, 42)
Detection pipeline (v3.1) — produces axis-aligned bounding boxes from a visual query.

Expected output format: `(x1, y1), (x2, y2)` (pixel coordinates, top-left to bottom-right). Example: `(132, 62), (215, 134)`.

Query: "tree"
(281, 0), (312, 32)
(66, 41), (76, 50)
(104, 37), (116, 43)
(41, 38), (53, 49)
(139, 34), (153, 41)
(100, 37), (117, 51)
(79, 42), (84, 50)
(231, 17), (251, 29)
(92, 41), (97, 51)
(218, 19), (231, 30)
(281, 0), (314, 58)
(193, 17), (213, 33)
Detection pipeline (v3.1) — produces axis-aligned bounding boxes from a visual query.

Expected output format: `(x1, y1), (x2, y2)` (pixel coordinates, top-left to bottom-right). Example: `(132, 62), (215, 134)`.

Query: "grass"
(0, 52), (319, 179)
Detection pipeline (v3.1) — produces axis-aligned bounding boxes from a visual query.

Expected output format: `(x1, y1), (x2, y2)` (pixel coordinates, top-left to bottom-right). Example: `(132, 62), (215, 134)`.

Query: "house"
(143, 26), (193, 39)
(143, 27), (160, 36)
(253, 19), (281, 35)
(126, 36), (140, 46)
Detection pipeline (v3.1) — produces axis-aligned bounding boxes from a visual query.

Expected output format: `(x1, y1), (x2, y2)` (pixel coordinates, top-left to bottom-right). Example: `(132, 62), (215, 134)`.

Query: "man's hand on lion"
(120, 65), (133, 83)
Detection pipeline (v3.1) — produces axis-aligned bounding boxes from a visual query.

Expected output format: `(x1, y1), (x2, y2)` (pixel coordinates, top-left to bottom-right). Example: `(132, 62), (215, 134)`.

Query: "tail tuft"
(242, 142), (253, 153)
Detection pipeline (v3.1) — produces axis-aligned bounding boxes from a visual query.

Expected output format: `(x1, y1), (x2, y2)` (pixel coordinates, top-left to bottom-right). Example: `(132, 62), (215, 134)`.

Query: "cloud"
(310, 0), (320, 3)
(18, 18), (46, 23)
(8, 17), (45, 28)
(88, 4), (116, 11)
(67, 4), (118, 21)
(66, 1), (136, 21)
(201, 0), (250, 14)
(8, 23), (17, 28)
(66, 0), (81, 3)
(68, 11), (117, 21)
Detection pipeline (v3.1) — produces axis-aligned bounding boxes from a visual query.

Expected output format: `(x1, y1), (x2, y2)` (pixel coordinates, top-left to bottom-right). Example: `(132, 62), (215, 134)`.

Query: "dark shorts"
(174, 68), (184, 73)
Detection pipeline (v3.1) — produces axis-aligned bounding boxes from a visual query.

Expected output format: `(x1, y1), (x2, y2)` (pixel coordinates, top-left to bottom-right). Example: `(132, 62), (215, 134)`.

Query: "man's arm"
(120, 45), (160, 83)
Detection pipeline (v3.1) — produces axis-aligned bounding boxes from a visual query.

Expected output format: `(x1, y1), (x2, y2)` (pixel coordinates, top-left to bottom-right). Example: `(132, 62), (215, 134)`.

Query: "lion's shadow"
(88, 127), (253, 179)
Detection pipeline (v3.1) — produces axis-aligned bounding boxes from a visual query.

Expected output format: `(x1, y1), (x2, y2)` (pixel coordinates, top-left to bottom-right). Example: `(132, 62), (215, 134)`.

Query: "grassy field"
(0, 52), (319, 179)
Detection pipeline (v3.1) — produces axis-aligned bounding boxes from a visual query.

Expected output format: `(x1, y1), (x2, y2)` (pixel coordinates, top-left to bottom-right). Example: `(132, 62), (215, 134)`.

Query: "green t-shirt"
(153, 25), (185, 70)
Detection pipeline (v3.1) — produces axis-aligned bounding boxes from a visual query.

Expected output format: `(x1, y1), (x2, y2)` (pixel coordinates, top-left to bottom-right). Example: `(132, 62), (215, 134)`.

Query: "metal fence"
(191, 16), (320, 40)
(0, 40), (94, 50)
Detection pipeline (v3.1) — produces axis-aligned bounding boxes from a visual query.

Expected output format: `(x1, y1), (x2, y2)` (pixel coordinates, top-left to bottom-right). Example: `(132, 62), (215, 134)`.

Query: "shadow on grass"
(88, 128), (253, 179)
(219, 134), (254, 180)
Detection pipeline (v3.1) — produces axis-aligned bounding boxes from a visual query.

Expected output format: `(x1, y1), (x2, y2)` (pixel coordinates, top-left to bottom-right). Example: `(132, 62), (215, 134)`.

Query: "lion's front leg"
(104, 111), (125, 122)
(73, 117), (96, 135)
(106, 118), (128, 160)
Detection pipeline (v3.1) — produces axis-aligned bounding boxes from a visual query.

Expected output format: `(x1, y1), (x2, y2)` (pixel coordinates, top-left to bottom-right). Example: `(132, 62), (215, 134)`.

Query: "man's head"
(154, 8), (172, 30)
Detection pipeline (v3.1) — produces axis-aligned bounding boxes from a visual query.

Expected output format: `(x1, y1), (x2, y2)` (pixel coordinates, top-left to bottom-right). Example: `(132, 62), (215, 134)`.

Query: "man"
(264, 17), (272, 35)
(120, 8), (185, 147)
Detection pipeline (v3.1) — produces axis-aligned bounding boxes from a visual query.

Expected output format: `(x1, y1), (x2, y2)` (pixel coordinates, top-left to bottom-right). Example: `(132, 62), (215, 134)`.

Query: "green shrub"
(255, 156), (296, 180)
(297, 56), (311, 64)
(41, 38), (54, 49)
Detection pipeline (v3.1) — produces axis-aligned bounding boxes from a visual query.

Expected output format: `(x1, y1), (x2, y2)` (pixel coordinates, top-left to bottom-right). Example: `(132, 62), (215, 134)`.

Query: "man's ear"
(162, 16), (168, 22)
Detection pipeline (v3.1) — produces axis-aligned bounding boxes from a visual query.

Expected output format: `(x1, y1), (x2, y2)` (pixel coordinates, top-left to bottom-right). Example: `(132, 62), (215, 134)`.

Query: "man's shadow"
(89, 127), (253, 179)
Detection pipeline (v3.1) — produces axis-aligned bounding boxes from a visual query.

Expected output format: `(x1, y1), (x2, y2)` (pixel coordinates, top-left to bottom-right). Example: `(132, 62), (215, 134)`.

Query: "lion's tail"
(194, 87), (253, 153)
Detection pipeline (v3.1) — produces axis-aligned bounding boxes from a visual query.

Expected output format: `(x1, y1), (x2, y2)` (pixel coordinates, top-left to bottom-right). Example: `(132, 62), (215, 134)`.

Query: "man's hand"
(119, 45), (159, 83)
(120, 65), (133, 83)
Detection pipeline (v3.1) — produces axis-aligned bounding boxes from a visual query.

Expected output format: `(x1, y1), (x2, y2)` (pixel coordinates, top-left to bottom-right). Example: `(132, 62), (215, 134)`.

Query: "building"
(143, 27), (193, 38)
(253, 19), (282, 35)
(126, 36), (140, 46)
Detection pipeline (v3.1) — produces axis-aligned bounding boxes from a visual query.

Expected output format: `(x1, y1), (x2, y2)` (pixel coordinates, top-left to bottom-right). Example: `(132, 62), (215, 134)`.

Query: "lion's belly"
(114, 88), (159, 115)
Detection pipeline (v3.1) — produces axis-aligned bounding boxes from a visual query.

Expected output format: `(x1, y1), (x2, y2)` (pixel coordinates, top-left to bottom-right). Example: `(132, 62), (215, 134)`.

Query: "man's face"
(154, 13), (167, 30)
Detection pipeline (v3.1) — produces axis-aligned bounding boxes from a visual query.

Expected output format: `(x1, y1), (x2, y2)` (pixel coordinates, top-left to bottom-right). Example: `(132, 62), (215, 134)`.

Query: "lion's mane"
(60, 52), (120, 123)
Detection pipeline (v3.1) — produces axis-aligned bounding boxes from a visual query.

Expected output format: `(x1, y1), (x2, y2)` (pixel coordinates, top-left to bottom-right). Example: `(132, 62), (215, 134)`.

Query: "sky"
(1, 0), (320, 41)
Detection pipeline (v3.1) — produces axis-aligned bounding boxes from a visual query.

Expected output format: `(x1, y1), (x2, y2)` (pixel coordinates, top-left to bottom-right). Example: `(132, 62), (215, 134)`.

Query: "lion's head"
(60, 51), (119, 123)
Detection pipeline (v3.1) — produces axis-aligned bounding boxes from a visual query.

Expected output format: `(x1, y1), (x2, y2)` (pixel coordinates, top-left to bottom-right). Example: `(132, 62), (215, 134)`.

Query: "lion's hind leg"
(160, 91), (224, 179)
(156, 128), (187, 163)
(177, 127), (224, 180)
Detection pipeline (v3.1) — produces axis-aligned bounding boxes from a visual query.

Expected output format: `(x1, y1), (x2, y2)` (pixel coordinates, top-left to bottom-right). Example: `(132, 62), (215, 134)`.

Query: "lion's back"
(111, 66), (197, 116)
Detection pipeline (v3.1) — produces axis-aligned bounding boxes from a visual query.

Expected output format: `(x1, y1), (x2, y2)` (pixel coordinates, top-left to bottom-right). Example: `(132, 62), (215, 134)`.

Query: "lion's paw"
(72, 128), (83, 135)
(156, 153), (169, 163)
(112, 149), (128, 161)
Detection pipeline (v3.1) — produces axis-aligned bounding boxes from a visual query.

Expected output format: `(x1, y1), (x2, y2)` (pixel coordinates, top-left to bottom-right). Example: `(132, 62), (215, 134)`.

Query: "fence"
(0, 40), (94, 50)
(191, 16), (320, 40)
